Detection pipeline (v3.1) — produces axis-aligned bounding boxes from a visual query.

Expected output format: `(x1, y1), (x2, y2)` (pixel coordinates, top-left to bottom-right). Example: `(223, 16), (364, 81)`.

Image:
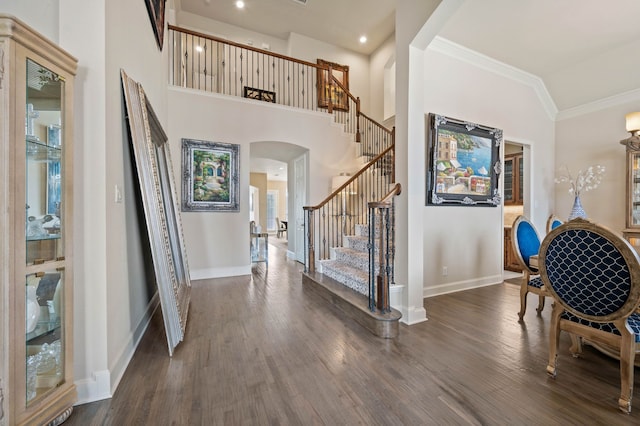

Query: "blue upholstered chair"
(539, 218), (640, 413)
(546, 215), (563, 234)
(511, 215), (548, 320)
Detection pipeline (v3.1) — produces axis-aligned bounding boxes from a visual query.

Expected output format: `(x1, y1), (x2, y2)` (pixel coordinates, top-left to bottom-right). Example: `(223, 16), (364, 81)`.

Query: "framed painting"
(144, 0), (166, 50)
(426, 113), (502, 206)
(181, 139), (240, 212)
(317, 59), (349, 111)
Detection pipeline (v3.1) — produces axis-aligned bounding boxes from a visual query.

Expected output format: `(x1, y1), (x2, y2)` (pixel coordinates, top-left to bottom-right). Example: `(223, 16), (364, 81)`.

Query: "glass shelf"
(26, 317), (61, 344)
(27, 139), (61, 158)
(26, 233), (61, 242)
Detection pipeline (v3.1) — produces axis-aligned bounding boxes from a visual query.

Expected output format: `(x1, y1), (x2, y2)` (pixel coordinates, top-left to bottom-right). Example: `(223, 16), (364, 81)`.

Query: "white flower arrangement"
(554, 164), (605, 196)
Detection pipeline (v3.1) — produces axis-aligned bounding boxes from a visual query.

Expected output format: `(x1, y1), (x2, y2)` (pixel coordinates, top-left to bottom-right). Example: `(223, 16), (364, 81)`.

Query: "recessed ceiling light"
(359, 35), (367, 44)
(195, 45), (203, 53)
(236, 1), (245, 9)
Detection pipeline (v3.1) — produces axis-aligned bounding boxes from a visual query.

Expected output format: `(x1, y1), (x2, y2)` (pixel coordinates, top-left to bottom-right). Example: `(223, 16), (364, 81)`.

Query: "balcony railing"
(168, 25), (360, 133)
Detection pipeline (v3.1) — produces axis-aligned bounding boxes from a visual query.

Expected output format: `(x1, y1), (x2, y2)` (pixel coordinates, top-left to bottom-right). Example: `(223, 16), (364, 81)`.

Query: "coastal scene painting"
(434, 129), (492, 196)
(427, 114), (502, 206)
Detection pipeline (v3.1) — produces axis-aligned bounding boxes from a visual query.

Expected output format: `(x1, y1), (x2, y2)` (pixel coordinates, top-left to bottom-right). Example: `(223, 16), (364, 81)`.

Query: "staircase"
(319, 225), (375, 295)
(303, 220), (401, 338)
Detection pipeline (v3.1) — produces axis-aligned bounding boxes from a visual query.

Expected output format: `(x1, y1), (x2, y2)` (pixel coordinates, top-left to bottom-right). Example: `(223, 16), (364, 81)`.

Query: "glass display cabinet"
(0, 15), (77, 425)
(622, 135), (640, 245)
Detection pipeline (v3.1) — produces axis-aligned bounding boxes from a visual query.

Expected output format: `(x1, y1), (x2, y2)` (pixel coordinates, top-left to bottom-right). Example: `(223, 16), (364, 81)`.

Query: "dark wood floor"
(66, 243), (640, 425)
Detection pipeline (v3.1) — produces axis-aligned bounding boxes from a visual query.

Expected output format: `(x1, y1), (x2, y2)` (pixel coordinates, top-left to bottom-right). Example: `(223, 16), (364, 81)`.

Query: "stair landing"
(302, 270), (401, 338)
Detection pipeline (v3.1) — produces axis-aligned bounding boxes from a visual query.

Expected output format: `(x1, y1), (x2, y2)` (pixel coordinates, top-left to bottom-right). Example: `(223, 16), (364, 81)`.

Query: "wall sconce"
(621, 112), (640, 148)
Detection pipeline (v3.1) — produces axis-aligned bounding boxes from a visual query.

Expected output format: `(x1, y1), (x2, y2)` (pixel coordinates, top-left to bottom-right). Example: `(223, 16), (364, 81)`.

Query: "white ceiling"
(438, 0), (640, 111)
(174, 0), (640, 176)
(177, 0), (396, 55)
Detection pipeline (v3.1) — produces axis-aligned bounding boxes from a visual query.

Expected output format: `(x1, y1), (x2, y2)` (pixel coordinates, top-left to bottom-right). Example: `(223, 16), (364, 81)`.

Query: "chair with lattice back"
(511, 215), (548, 320)
(539, 218), (640, 413)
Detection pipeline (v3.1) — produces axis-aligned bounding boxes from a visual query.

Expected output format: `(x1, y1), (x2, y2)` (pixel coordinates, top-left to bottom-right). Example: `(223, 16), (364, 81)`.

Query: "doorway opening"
(503, 140), (530, 279)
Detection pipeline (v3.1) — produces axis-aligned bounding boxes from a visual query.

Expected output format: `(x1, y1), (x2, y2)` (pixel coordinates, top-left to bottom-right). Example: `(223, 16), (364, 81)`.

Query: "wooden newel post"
(307, 209), (315, 273)
(375, 209), (388, 310)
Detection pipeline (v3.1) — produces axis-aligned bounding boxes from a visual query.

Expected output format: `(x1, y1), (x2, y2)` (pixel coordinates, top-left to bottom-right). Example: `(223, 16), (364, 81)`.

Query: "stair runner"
(318, 223), (382, 295)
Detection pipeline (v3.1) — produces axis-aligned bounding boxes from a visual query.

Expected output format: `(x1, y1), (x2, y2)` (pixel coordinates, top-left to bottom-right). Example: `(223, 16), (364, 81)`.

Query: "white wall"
(176, 11), (289, 54)
(168, 88), (356, 279)
(58, 0), (168, 404)
(2, 0), (59, 42)
(104, 0), (168, 397)
(369, 34), (396, 124)
(394, 0), (457, 325)
(419, 46), (555, 297)
(555, 100), (640, 230)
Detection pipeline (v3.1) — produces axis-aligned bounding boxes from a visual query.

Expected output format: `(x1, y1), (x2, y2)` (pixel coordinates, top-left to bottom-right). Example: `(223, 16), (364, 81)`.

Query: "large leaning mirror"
(121, 70), (191, 355)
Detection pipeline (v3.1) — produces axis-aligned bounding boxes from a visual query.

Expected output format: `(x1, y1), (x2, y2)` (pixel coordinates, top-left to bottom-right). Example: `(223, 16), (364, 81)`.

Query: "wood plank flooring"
(66, 243), (640, 425)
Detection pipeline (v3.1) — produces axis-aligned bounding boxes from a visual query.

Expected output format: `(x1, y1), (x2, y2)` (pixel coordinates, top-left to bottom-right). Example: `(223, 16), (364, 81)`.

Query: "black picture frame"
(244, 87), (276, 103)
(144, 0), (166, 50)
(426, 113), (502, 206)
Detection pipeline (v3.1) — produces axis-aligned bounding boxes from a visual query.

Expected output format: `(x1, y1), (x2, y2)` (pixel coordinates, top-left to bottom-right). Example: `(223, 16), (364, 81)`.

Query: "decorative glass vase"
(568, 195), (587, 220)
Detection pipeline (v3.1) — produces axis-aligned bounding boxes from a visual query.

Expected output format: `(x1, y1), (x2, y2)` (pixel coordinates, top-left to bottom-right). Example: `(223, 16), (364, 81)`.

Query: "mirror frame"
(120, 69), (191, 355)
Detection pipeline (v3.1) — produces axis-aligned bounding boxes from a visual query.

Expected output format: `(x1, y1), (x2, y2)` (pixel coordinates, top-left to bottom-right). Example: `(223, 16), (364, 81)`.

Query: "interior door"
(294, 153), (307, 263)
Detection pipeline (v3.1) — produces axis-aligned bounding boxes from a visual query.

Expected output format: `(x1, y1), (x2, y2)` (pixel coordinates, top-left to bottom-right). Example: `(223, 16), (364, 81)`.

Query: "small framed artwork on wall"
(181, 139), (240, 212)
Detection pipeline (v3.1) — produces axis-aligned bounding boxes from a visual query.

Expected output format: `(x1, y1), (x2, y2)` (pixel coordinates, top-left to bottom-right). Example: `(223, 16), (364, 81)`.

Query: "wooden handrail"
(359, 112), (393, 136)
(369, 183), (402, 208)
(303, 144), (395, 211)
(168, 24), (327, 70)
(330, 74), (357, 104)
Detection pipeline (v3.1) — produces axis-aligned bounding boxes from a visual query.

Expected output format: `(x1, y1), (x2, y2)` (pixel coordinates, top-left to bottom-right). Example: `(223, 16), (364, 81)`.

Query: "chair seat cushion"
(561, 311), (640, 343)
(528, 276), (544, 289)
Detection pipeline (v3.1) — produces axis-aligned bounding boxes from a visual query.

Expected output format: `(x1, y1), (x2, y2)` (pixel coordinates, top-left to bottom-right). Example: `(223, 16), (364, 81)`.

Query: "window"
(266, 190), (278, 231)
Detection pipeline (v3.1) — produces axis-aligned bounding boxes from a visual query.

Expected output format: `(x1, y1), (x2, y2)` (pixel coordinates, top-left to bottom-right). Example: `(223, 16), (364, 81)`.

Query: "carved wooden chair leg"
(618, 327), (635, 414)
(518, 277), (529, 321)
(568, 334), (583, 357)
(535, 294), (545, 314)
(547, 305), (563, 378)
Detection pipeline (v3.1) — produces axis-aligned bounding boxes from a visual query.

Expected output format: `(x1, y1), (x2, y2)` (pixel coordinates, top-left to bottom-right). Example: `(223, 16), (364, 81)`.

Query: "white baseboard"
(400, 306), (428, 325)
(74, 370), (111, 405)
(423, 275), (503, 298)
(190, 265), (251, 280)
(73, 294), (160, 405)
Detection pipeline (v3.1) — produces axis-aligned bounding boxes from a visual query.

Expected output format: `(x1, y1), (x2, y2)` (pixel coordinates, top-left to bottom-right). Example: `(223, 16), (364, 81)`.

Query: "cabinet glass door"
(24, 59), (65, 405)
(504, 157), (514, 203)
(632, 152), (640, 226)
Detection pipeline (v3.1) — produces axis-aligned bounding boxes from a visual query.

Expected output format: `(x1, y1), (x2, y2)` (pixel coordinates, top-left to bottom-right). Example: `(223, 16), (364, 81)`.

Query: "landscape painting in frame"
(426, 113), (502, 206)
(181, 139), (239, 212)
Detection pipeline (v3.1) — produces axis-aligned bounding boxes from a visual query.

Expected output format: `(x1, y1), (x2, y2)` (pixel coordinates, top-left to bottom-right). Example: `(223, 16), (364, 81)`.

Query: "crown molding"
(555, 88), (640, 121)
(428, 36), (558, 121)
